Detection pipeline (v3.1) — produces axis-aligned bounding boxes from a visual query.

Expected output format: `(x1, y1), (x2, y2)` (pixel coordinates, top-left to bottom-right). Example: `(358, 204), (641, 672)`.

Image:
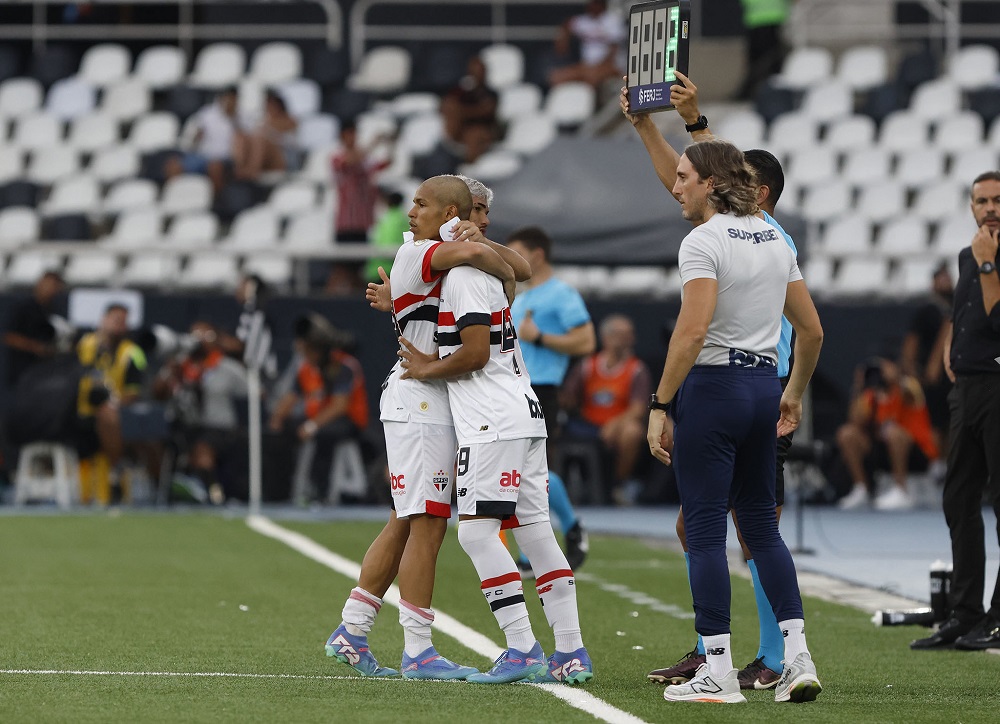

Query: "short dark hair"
(104, 303), (128, 316)
(971, 171), (1000, 198)
(507, 226), (552, 260)
(744, 149), (785, 207)
(218, 86), (238, 98)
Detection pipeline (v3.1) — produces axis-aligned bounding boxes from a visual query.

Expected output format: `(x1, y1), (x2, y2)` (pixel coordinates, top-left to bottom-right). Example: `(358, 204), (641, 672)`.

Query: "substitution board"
(626, 0), (691, 113)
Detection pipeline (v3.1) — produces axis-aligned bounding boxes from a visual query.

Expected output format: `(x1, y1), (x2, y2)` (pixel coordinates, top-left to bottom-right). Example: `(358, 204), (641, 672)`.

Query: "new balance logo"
(552, 658), (587, 682)
(330, 634), (361, 666)
(707, 647), (726, 656)
(479, 425), (490, 431)
(457, 488), (468, 497)
(690, 676), (723, 694)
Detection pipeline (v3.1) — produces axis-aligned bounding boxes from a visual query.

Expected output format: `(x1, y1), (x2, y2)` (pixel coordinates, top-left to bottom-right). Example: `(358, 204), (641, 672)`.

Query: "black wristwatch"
(648, 394), (670, 412)
(685, 115), (709, 132)
(979, 261), (996, 274)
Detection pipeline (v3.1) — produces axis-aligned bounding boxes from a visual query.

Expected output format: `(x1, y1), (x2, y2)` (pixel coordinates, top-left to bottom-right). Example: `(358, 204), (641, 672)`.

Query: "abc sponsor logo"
(390, 473), (405, 495)
(499, 469), (520, 492)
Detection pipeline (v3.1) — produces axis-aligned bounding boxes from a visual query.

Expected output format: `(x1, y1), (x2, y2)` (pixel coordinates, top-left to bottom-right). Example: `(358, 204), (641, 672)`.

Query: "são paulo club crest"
(433, 470), (449, 491)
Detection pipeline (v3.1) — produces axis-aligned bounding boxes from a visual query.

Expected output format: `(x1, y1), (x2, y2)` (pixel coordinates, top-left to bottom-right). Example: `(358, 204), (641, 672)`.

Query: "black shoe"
(564, 521), (589, 570)
(954, 615), (1000, 650)
(910, 616), (975, 650)
(647, 647), (705, 684)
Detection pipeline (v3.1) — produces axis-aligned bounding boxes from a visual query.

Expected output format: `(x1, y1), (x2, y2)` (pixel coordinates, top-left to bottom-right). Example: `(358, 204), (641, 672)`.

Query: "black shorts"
(532, 384), (560, 438)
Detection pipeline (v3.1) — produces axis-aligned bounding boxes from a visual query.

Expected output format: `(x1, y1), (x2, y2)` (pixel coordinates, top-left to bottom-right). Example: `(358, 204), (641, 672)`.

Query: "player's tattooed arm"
(366, 266), (392, 312)
(429, 241), (515, 287)
(398, 325), (490, 380)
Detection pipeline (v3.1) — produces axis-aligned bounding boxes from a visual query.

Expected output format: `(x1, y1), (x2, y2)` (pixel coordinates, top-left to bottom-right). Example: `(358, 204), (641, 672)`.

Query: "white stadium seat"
(912, 181), (968, 223)
(6, 251), (64, 286)
(842, 147), (892, 185)
(122, 254), (181, 286)
(773, 47), (833, 90)
(63, 251), (121, 286)
(0, 207), (40, 248)
(26, 148), (79, 185)
(134, 45), (187, 89)
(825, 115), (877, 152)
(835, 45), (888, 91)
(46, 77), (96, 121)
(879, 111), (930, 153)
(0, 78), (43, 119)
(458, 150), (522, 182)
(396, 113), (443, 157)
(243, 253), (293, 287)
(179, 252), (240, 288)
(222, 206), (279, 249)
(12, 112), (62, 151)
(949, 148), (999, 185)
(543, 81), (596, 126)
(78, 44), (131, 88)
(934, 112), (985, 153)
(766, 112), (819, 154)
(498, 83), (543, 122)
(128, 112), (179, 153)
(104, 178), (158, 214)
(946, 44), (1000, 90)
(787, 147), (838, 186)
(896, 148), (947, 188)
(0, 147), (24, 184)
(42, 174), (100, 216)
(167, 211), (219, 248)
(602, 267), (672, 298)
(801, 256), (834, 295)
(831, 257), (890, 296)
(100, 208), (163, 247)
(800, 81), (853, 123)
(269, 180), (318, 216)
(821, 216), (873, 256)
(90, 146), (140, 183)
(878, 217), (930, 257)
(277, 78), (321, 119)
(347, 46), (411, 94)
(895, 258), (946, 296)
(801, 181), (851, 223)
(933, 213), (979, 256)
(296, 114), (338, 151)
(714, 109), (766, 150)
(298, 146), (337, 184)
(856, 181), (906, 223)
(67, 112), (118, 153)
(502, 113), (557, 155)
(283, 209), (332, 249)
(376, 92), (440, 119)
(161, 174), (213, 215)
(909, 79), (961, 122)
(101, 78), (152, 122)
(249, 42), (302, 86)
(482, 44), (525, 90)
(189, 43), (246, 89)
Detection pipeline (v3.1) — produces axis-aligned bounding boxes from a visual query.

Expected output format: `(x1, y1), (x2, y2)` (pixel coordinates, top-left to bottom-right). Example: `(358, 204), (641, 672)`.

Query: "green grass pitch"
(1, 513), (998, 722)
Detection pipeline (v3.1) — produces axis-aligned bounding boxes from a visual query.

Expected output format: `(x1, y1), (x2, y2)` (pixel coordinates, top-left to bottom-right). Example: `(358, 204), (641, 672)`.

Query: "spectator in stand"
(900, 263), (953, 454)
(365, 189), (410, 283)
(735, 0), (791, 100)
(440, 55), (498, 143)
(549, 0), (626, 89)
(234, 90), (300, 179)
(562, 314), (652, 505)
(836, 356), (941, 511)
(412, 119), (495, 180)
(153, 321), (248, 505)
(164, 86), (238, 193)
(3, 271), (65, 387)
(76, 304), (148, 504)
(332, 121), (392, 243)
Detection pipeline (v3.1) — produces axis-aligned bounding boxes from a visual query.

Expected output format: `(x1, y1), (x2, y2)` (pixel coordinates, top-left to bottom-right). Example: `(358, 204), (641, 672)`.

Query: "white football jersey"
(379, 233), (452, 425)
(438, 265), (547, 443)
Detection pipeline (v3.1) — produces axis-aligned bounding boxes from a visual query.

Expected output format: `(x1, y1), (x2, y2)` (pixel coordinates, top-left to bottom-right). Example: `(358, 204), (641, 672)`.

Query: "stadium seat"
(856, 181), (906, 223)
(859, 82), (907, 124)
(268, 180), (317, 218)
(6, 251), (64, 286)
(407, 42), (471, 94)
(166, 211), (219, 248)
(909, 79), (960, 122)
(482, 44), (525, 90)
(163, 85), (206, 123)
(458, 150), (522, 182)
(800, 181), (851, 223)
(498, 83), (543, 122)
(602, 266), (671, 298)
(753, 82), (799, 124)
(43, 213), (91, 241)
(347, 46), (411, 94)
(835, 45), (889, 91)
(221, 205), (279, 249)
(277, 78), (321, 119)
(45, 77), (96, 121)
(324, 88), (372, 121)
(376, 92), (440, 119)
(912, 180), (968, 222)
(249, 42), (302, 86)
(298, 146), (336, 184)
(897, 49), (938, 93)
(878, 217), (930, 257)
(714, 109), (766, 150)
(12, 112), (62, 151)
(296, 114), (338, 151)
(284, 208), (332, 249)
(78, 44), (131, 88)
(90, 146), (141, 184)
(946, 44), (1000, 90)
(127, 112), (180, 153)
(801, 255), (834, 294)
(879, 111), (930, 153)
(826, 114), (877, 151)
(104, 178), (158, 214)
(773, 47), (833, 90)
(896, 148), (946, 188)
(0, 206), (40, 248)
(896, 257), (946, 296)
(189, 43), (246, 89)
(134, 45), (187, 89)
(968, 88), (1000, 128)
(787, 147), (838, 186)
(178, 252), (240, 288)
(821, 215), (874, 256)
(831, 257), (890, 295)
(396, 113), (443, 157)
(990, 117), (1000, 149)
(243, 253), (293, 287)
(121, 253), (181, 286)
(933, 212), (979, 256)
(356, 110), (398, 148)
(42, 174), (100, 216)
(102, 78), (152, 122)
(766, 112), (819, 154)
(26, 147), (79, 185)
(237, 79), (265, 124)
(0, 147), (24, 184)
(502, 113), (557, 155)
(161, 174), (212, 215)
(950, 148), (999, 184)
(100, 208), (162, 247)
(67, 112), (118, 153)
(800, 81), (853, 123)
(63, 251), (120, 285)
(0, 78), (43, 119)
(543, 81), (596, 127)
(934, 111), (985, 153)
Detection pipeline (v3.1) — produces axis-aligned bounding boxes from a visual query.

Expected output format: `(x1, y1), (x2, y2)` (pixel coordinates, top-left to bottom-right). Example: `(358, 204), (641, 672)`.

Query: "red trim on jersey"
(393, 280), (443, 314)
(480, 571), (522, 589)
(425, 500), (451, 518)
(535, 569), (574, 586)
(438, 310), (503, 327)
(421, 242), (444, 283)
(499, 515), (521, 531)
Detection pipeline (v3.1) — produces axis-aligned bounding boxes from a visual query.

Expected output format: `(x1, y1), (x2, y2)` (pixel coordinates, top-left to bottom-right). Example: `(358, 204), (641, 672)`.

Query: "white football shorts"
(383, 421), (456, 519)
(455, 437), (549, 527)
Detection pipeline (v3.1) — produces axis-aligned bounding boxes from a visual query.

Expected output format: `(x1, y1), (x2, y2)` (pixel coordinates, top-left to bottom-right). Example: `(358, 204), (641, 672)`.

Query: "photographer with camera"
(836, 356), (940, 510)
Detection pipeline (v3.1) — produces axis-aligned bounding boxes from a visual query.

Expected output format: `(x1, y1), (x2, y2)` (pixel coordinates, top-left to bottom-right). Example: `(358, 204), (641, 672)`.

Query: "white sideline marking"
(246, 515), (649, 724)
(575, 572), (695, 620)
(0, 670), (460, 682)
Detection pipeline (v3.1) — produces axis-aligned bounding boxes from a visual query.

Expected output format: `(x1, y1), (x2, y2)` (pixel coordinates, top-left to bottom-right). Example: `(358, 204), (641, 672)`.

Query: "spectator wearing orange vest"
(562, 314), (652, 505)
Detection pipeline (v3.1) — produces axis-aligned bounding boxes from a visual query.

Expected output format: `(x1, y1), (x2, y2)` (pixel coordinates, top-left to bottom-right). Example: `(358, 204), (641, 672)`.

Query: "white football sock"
(703, 633), (734, 678)
(399, 600), (434, 658)
(341, 587), (381, 636)
(779, 618), (809, 661)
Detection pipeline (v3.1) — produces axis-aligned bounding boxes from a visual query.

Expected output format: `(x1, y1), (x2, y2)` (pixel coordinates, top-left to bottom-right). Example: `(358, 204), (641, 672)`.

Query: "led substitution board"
(627, 0), (691, 113)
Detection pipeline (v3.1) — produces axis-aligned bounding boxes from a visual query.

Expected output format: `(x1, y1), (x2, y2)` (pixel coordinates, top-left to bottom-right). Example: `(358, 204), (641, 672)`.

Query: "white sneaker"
(837, 485), (869, 510)
(663, 663), (746, 703)
(874, 485), (914, 511)
(774, 652), (822, 703)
